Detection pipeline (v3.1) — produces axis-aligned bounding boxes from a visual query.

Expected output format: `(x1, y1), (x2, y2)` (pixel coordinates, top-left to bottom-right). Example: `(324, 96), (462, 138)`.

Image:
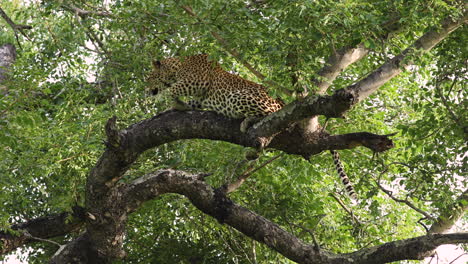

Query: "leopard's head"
(146, 58), (180, 95)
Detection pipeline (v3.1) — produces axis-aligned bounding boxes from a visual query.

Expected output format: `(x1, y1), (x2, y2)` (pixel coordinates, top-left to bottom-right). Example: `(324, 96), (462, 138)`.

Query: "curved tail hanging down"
(330, 150), (357, 200)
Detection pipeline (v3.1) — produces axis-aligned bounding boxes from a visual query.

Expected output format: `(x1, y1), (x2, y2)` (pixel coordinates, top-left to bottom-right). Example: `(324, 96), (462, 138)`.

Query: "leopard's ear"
(152, 60), (162, 68)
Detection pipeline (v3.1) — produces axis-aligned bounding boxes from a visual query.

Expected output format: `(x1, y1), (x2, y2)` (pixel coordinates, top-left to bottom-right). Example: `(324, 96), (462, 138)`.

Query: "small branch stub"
(105, 116), (121, 148)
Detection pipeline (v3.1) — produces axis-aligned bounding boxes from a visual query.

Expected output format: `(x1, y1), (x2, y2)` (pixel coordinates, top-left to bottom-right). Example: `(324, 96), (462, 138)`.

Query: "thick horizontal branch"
(270, 130), (394, 158)
(250, 13), (467, 138)
(87, 110), (392, 194)
(347, 232), (468, 264)
(0, 208), (85, 255)
(124, 169), (336, 264)
(249, 89), (357, 139)
(78, 110), (393, 262)
(124, 169), (468, 264)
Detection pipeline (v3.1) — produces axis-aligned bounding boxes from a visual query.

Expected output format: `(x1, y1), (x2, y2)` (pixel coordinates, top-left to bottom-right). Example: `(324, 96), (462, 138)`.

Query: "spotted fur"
(147, 54), (283, 118)
(147, 54), (356, 199)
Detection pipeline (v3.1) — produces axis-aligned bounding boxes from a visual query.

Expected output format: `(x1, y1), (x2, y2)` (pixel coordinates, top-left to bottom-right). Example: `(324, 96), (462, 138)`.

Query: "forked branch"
(0, 7), (32, 48)
(225, 153), (285, 193)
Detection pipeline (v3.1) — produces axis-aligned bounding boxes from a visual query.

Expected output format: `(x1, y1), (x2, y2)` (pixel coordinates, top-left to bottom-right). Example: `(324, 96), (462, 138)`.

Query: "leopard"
(147, 54), (283, 125)
(147, 54), (357, 199)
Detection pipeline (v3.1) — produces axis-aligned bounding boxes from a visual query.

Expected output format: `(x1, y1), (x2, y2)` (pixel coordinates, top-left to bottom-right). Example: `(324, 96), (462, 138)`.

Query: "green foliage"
(0, 0), (466, 263)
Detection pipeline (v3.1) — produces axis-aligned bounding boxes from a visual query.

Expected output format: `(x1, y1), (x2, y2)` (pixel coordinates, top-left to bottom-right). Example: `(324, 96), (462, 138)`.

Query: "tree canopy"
(0, 0), (467, 263)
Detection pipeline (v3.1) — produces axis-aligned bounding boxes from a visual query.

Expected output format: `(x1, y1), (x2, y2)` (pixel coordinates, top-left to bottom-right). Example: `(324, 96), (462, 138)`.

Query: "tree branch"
(249, 13), (467, 139)
(376, 180), (434, 221)
(89, 111), (394, 188)
(0, 207), (85, 255)
(61, 3), (112, 18)
(71, 111), (393, 262)
(313, 44), (369, 95)
(347, 14), (467, 103)
(347, 232), (468, 264)
(312, 16), (402, 95)
(329, 193), (362, 225)
(123, 169), (468, 264)
(0, 7), (32, 48)
(49, 233), (98, 264)
(226, 153), (284, 193)
(46, 107), (462, 262)
(0, 7), (32, 32)
(123, 169), (336, 264)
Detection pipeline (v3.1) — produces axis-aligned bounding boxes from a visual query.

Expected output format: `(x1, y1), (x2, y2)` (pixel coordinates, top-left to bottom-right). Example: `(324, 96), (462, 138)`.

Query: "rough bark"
(49, 233), (102, 264)
(124, 169), (331, 264)
(122, 169), (468, 264)
(346, 232), (468, 263)
(0, 44), (16, 94)
(0, 208), (85, 255)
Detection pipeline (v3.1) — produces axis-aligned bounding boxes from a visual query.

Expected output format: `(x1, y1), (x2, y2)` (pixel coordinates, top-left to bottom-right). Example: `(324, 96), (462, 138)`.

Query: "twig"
(61, 4), (111, 59)
(449, 253), (467, 264)
(229, 158), (249, 182)
(24, 231), (62, 248)
(329, 193), (362, 225)
(57, 155), (79, 163)
(0, 7), (32, 48)
(62, 3), (112, 18)
(180, 5), (292, 96)
(436, 78), (466, 132)
(215, 230), (241, 263)
(289, 222), (321, 252)
(251, 240), (257, 264)
(226, 153), (284, 193)
(376, 179), (434, 220)
(84, 25), (109, 55)
(417, 217), (430, 233)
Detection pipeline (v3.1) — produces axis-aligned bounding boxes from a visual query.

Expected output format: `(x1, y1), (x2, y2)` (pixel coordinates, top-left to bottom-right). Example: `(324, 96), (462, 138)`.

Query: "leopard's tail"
(330, 150), (357, 200)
